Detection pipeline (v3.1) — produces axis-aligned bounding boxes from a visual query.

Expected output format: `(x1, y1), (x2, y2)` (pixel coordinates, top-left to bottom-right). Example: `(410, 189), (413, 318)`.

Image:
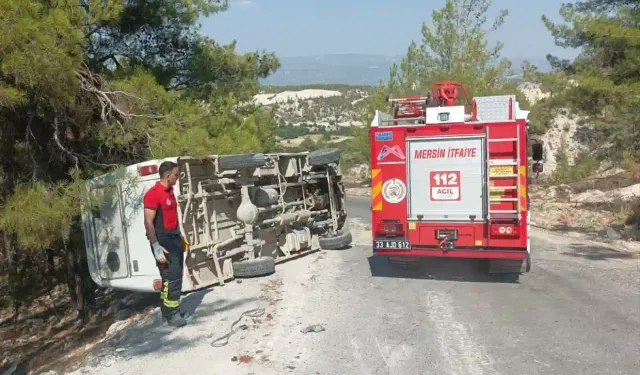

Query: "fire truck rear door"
(407, 135), (486, 221)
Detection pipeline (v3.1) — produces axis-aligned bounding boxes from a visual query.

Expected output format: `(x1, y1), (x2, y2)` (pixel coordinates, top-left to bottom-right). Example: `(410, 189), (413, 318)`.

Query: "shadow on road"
(367, 254), (521, 284)
(561, 243), (636, 261)
(83, 295), (261, 365)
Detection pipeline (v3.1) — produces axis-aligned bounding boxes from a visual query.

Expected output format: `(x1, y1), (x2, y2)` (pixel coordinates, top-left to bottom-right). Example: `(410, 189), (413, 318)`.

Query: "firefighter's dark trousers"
(155, 233), (184, 319)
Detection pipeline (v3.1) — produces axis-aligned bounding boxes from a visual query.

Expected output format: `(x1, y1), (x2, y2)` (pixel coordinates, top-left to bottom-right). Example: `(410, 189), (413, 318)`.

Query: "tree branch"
(75, 66), (164, 122)
(25, 111), (38, 183)
(53, 117), (79, 168)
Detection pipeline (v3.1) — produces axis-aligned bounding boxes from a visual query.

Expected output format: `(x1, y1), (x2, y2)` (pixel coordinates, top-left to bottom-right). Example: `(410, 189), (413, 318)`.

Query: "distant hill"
(256, 84), (373, 127)
(260, 54), (402, 86)
(259, 54), (552, 86)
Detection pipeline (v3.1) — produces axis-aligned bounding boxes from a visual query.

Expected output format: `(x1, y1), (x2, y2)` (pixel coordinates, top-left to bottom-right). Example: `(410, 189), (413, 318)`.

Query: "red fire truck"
(370, 81), (544, 278)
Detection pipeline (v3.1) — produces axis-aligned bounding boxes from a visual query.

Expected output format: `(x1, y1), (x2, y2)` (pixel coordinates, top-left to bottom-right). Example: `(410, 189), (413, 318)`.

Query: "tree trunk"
(6, 234), (21, 325)
(62, 240), (80, 313)
(46, 248), (56, 282)
(63, 236), (96, 324)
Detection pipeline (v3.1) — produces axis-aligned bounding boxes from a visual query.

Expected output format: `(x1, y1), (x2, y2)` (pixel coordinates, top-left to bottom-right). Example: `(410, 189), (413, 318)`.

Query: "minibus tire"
(308, 148), (341, 166)
(218, 153), (267, 170)
(232, 256), (275, 278)
(319, 229), (352, 250)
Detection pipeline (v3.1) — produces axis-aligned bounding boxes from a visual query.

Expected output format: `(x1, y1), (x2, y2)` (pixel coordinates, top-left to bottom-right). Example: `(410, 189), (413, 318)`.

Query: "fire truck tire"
(496, 273), (520, 283)
(232, 256), (275, 278)
(525, 253), (531, 273)
(308, 148), (341, 166)
(319, 229), (352, 250)
(218, 153), (267, 170)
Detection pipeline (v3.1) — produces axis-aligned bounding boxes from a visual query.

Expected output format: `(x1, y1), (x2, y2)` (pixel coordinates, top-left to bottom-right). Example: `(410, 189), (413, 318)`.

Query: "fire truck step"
(490, 198), (518, 202)
(488, 159), (518, 166)
(489, 138), (518, 142)
(489, 174), (518, 178)
(490, 186), (517, 190)
(490, 210), (518, 214)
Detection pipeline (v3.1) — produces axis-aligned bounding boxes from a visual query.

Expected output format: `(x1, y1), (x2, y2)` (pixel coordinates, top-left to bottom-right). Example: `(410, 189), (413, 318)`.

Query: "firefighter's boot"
(166, 313), (187, 328)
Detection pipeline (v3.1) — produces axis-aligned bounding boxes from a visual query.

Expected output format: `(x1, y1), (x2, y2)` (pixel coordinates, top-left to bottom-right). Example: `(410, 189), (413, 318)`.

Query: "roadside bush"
(547, 136), (600, 185)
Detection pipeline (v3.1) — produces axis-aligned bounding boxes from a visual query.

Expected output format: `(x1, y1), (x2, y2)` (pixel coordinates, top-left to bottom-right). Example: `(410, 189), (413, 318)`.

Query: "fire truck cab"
(370, 81), (544, 278)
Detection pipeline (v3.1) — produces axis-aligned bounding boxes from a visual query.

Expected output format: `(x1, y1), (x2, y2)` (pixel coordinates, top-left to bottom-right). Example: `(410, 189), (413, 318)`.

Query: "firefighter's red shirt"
(143, 182), (179, 235)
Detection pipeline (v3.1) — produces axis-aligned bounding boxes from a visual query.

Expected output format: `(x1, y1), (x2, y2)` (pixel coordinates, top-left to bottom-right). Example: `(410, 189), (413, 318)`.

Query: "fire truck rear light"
(138, 165), (158, 176)
(153, 279), (163, 291)
(376, 221), (404, 236)
(533, 163), (544, 173)
(491, 225), (520, 237)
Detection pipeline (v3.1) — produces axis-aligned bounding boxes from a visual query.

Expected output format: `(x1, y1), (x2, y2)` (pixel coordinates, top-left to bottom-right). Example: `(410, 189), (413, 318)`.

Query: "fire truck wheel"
(492, 272), (520, 283)
(308, 148), (341, 166)
(232, 256), (275, 278)
(319, 229), (352, 250)
(218, 153), (267, 170)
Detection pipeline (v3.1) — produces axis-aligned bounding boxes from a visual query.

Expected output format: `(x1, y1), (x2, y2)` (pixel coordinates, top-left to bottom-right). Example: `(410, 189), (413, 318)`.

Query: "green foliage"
(276, 124), (310, 139)
(347, 126), (371, 167)
(386, 0), (518, 98)
(540, 0), (640, 159)
(298, 137), (319, 151)
(0, 0), (85, 106)
(0, 0), (280, 312)
(521, 60), (542, 83)
(549, 143), (601, 185)
(0, 168), (110, 250)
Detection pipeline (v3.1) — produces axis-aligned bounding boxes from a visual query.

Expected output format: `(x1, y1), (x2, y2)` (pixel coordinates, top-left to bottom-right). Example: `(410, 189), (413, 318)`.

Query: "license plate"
(373, 240), (411, 249)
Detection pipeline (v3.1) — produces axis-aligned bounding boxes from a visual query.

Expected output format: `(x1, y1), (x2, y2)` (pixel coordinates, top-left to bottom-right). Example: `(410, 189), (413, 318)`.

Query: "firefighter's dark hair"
(158, 161), (178, 179)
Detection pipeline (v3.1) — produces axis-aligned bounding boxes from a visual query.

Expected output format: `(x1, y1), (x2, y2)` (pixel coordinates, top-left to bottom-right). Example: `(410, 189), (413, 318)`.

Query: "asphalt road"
(69, 195), (639, 375)
(297, 196), (640, 375)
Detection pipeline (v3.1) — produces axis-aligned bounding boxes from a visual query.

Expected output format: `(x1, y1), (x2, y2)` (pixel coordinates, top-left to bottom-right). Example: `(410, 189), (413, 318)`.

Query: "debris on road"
(230, 354), (253, 364)
(210, 308), (266, 348)
(301, 324), (325, 334)
(238, 355), (253, 364)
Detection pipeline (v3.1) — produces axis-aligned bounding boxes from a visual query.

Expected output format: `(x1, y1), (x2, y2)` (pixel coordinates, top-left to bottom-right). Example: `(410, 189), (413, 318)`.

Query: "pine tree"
(353, 0), (524, 166)
(0, 0), (280, 319)
(540, 0), (640, 159)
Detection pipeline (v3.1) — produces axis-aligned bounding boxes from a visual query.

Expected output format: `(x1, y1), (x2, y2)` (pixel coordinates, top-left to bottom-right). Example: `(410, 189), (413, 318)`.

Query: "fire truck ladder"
(486, 123), (521, 222)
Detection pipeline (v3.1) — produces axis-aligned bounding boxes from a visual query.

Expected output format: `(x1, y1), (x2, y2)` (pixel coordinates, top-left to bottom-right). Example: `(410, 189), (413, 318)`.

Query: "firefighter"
(143, 161), (188, 328)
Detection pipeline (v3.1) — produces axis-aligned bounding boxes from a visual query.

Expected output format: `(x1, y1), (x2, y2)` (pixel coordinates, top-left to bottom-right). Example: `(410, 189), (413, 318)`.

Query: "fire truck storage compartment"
(407, 135), (486, 222)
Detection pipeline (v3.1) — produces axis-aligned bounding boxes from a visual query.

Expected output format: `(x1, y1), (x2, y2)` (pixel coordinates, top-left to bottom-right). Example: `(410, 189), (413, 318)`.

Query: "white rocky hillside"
(253, 87), (370, 128)
(518, 82), (587, 173)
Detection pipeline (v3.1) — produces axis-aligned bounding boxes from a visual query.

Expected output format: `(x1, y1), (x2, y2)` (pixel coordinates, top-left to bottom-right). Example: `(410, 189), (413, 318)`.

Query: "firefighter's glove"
(152, 242), (169, 263)
(182, 238), (190, 252)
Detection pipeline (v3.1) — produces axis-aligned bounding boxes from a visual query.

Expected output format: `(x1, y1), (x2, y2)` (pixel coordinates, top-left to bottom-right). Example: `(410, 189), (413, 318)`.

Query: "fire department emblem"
(382, 178), (406, 203)
(377, 145), (405, 163)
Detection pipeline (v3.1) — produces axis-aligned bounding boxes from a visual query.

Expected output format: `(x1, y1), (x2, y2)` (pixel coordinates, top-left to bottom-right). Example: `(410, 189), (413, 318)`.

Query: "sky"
(201, 0), (580, 62)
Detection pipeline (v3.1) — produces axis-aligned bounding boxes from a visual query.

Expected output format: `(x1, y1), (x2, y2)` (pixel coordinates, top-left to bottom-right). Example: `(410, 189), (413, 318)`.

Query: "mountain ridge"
(260, 53), (552, 86)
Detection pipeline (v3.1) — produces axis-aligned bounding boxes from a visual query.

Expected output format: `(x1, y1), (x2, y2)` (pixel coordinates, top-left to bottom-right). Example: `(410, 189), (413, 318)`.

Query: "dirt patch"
(0, 286), (159, 375)
(531, 181), (640, 251)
